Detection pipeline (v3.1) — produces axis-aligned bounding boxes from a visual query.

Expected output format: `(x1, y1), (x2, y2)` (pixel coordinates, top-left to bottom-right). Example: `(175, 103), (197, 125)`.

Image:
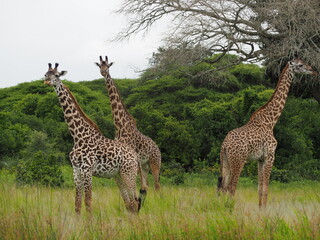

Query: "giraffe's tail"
(217, 176), (223, 190)
(138, 189), (147, 210)
(218, 145), (226, 193)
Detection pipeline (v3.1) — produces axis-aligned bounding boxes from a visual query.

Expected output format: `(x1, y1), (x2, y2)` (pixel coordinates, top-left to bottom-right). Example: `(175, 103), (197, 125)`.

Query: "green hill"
(1, 61), (320, 184)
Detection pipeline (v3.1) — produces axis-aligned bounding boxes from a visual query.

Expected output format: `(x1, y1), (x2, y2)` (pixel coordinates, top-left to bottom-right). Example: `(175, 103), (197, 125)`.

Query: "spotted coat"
(44, 63), (141, 214)
(95, 56), (161, 197)
(218, 58), (316, 207)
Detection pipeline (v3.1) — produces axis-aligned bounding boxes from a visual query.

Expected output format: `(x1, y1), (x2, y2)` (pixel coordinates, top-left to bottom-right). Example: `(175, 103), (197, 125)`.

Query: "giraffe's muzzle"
(44, 80), (51, 85)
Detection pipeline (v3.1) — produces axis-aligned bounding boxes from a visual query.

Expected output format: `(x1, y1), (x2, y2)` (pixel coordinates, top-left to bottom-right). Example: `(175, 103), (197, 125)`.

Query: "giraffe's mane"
(64, 85), (102, 133)
(249, 63), (289, 121)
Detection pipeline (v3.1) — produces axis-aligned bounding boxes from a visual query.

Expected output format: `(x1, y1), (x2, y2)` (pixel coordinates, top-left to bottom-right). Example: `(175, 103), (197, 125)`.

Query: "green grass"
(0, 169), (320, 239)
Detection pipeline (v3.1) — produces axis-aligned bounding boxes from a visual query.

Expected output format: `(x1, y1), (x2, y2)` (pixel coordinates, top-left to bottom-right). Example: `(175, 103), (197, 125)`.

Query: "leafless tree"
(117, 0), (320, 98)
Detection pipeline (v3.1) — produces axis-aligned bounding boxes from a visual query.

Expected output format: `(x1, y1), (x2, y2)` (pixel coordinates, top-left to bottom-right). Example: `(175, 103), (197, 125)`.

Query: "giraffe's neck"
(54, 83), (103, 143)
(250, 64), (293, 128)
(104, 75), (136, 135)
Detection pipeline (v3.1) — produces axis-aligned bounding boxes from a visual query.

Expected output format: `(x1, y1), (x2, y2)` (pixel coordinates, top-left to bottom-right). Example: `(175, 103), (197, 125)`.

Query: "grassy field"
(0, 170), (320, 239)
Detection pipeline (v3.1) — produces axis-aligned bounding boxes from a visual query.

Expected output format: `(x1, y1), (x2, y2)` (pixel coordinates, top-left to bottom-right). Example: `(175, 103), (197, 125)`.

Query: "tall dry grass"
(0, 171), (319, 239)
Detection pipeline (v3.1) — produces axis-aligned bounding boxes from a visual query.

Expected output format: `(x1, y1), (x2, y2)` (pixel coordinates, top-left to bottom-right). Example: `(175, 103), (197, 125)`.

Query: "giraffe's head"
(95, 56), (114, 78)
(289, 57), (317, 75)
(44, 63), (67, 86)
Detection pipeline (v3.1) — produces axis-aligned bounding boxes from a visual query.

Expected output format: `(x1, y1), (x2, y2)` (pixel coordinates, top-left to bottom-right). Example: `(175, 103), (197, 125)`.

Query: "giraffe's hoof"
(140, 189), (147, 195)
(217, 176), (223, 189)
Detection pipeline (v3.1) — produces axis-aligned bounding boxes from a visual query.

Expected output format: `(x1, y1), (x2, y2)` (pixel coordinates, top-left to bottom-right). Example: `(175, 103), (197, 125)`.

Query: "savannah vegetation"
(1, 0), (320, 237)
(0, 49), (320, 238)
(1, 169), (320, 239)
(0, 0), (320, 239)
(1, 53), (320, 185)
(118, 0), (320, 100)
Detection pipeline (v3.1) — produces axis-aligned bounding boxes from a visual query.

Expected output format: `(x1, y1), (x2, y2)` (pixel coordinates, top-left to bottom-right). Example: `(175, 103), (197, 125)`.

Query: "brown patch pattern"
(44, 63), (141, 214)
(96, 56), (161, 196)
(218, 59), (315, 208)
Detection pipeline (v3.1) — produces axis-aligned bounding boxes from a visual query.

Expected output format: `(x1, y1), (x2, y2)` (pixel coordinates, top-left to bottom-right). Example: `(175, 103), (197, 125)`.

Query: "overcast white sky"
(0, 0), (168, 88)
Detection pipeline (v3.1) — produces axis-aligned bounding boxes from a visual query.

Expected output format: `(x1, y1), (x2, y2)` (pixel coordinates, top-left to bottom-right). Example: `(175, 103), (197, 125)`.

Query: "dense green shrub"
(270, 167), (290, 183)
(0, 113), (31, 157)
(230, 63), (267, 86)
(16, 151), (64, 187)
(161, 162), (186, 185)
(1, 54), (320, 183)
(14, 131), (65, 187)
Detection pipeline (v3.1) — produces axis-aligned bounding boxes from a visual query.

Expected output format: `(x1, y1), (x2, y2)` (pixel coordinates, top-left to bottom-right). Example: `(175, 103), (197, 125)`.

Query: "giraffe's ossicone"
(218, 57), (316, 208)
(44, 63), (142, 214)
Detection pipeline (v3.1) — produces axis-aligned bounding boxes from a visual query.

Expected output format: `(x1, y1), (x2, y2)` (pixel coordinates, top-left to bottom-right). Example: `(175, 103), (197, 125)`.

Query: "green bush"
(230, 63), (267, 86)
(1, 53), (320, 183)
(16, 151), (64, 187)
(162, 162), (186, 185)
(271, 167), (290, 183)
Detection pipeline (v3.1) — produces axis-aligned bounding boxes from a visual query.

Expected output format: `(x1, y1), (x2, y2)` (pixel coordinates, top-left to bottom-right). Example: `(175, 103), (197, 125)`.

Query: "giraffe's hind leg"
(258, 139), (277, 208)
(116, 165), (140, 213)
(258, 160), (264, 207)
(258, 153), (275, 208)
(218, 149), (231, 194)
(150, 150), (161, 191)
(115, 176), (132, 211)
(138, 162), (149, 206)
(226, 155), (246, 196)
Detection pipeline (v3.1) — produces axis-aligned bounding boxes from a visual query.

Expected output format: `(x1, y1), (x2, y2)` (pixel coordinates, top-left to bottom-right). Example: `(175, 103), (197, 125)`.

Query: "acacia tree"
(117, 0), (320, 98)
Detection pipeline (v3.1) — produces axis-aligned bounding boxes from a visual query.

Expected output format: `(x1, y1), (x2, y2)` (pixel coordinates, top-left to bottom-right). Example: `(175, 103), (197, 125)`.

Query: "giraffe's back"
(119, 129), (160, 164)
(222, 121), (274, 162)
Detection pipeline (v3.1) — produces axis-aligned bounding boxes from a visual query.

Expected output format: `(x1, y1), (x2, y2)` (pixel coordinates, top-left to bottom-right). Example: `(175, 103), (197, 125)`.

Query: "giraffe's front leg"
(73, 167), (83, 214)
(83, 170), (93, 213)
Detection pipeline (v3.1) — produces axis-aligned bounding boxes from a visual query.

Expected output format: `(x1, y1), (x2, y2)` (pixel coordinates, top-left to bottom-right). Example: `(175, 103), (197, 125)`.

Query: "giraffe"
(217, 57), (316, 207)
(44, 63), (141, 214)
(95, 56), (161, 202)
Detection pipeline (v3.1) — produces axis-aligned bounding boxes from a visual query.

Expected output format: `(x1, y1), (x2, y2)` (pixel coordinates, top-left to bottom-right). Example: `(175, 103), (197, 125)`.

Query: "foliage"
(15, 131), (64, 187)
(161, 161), (186, 185)
(117, 0), (320, 81)
(119, 0), (320, 102)
(0, 55), (320, 183)
(141, 53), (265, 93)
(231, 64), (269, 87)
(16, 151), (64, 187)
(0, 112), (31, 157)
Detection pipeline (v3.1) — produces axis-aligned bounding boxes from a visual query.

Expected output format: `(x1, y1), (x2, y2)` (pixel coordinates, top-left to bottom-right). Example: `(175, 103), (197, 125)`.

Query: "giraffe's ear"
(109, 62), (114, 67)
(95, 62), (101, 67)
(60, 71), (67, 76)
